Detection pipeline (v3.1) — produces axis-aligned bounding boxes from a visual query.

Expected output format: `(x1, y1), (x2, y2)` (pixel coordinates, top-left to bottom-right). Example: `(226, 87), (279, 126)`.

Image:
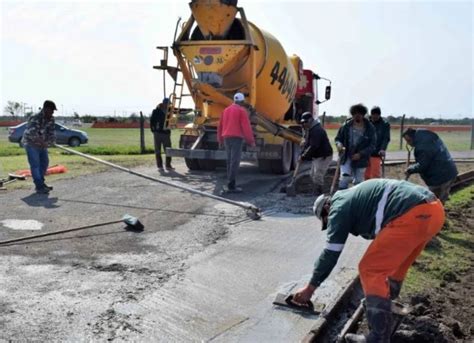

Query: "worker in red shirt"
(218, 92), (256, 192)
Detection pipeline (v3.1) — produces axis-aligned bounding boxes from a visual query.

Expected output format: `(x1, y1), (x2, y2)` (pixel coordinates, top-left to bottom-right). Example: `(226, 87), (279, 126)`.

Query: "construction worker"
(335, 104), (376, 189)
(364, 106), (390, 179)
(22, 100), (57, 194)
(403, 128), (458, 203)
(150, 98), (174, 172)
(299, 112), (333, 195)
(292, 179), (445, 342)
(217, 92), (255, 192)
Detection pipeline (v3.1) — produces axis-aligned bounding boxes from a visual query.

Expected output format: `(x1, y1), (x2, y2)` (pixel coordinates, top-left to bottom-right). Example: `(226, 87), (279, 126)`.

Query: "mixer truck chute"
(155, 0), (331, 174)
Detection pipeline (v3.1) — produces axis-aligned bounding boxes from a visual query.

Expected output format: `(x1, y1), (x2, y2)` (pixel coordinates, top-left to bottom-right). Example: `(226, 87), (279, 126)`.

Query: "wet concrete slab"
(120, 210), (369, 342)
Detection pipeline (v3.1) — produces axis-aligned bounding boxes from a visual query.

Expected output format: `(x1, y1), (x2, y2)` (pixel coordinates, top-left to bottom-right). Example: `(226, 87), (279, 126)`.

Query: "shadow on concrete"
(21, 193), (59, 209)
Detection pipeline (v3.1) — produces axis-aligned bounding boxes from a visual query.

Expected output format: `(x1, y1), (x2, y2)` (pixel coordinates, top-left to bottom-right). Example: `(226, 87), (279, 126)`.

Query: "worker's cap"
(43, 100), (57, 111)
(313, 194), (331, 230)
(300, 112), (314, 124)
(162, 98), (170, 104)
(233, 92), (245, 102)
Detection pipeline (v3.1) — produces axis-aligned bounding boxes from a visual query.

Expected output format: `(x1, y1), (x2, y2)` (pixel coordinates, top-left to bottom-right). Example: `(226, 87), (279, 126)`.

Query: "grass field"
(0, 126), (471, 187)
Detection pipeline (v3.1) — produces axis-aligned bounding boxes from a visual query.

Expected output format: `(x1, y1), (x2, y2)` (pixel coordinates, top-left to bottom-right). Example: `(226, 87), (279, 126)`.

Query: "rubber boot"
(388, 278), (403, 300)
(345, 296), (392, 343)
(165, 157), (174, 170)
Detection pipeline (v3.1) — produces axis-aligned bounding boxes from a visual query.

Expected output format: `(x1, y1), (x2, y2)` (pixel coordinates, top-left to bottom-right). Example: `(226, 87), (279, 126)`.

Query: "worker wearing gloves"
(22, 100), (57, 194)
(299, 112), (333, 195)
(217, 92), (255, 192)
(292, 179), (445, 342)
(150, 98), (174, 172)
(364, 106), (390, 179)
(403, 128), (458, 203)
(335, 104), (376, 189)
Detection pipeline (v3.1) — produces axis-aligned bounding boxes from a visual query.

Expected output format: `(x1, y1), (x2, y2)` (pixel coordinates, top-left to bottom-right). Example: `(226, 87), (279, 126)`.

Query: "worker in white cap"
(217, 92), (255, 192)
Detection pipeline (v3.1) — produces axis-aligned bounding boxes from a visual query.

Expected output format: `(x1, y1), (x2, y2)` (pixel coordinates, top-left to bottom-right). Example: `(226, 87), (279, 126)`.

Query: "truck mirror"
(325, 85), (331, 100)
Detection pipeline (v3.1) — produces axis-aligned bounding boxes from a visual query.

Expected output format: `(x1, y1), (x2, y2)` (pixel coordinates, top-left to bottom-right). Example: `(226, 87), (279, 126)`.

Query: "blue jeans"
(25, 145), (49, 190)
(339, 159), (365, 190)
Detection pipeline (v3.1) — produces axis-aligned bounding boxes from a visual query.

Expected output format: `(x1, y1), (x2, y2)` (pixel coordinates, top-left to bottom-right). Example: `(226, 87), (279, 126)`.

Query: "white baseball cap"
(233, 92), (245, 102)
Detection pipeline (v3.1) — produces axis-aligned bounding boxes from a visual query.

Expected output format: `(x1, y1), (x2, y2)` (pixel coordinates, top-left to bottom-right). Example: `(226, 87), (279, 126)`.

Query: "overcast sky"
(1, 0), (472, 118)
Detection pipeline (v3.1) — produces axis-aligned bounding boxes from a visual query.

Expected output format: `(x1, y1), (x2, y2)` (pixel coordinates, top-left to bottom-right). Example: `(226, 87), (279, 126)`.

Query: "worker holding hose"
(292, 179), (445, 342)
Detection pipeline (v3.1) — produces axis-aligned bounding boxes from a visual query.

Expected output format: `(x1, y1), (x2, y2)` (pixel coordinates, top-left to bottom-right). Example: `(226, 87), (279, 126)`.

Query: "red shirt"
(217, 103), (255, 145)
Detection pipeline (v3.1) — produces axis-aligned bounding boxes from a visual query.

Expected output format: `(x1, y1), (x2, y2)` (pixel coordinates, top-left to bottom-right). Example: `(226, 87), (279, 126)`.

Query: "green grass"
(324, 129), (471, 152)
(0, 127), (182, 187)
(402, 185), (474, 295)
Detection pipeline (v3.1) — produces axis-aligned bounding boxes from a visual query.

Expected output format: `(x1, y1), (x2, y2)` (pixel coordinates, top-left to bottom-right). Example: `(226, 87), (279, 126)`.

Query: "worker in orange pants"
(291, 179), (445, 342)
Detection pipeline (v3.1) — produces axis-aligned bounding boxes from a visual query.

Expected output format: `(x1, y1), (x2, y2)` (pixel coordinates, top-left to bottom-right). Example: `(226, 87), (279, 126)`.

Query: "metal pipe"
(54, 144), (261, 218)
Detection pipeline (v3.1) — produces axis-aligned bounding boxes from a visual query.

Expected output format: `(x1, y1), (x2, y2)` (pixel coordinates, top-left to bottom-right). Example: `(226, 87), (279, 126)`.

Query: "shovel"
(330, 150), (344, 195)
(404, 145), (413, 181)
(0, 173), (26, 187)
(286, 159), (302, 197)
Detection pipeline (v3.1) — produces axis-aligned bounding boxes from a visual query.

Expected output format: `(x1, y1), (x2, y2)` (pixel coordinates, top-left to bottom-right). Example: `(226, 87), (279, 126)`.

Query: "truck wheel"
(198, 159), (217, 171)
(271, 140), (292, 174)
(185, 158), (201, 170)
(258, 159), (273, 173)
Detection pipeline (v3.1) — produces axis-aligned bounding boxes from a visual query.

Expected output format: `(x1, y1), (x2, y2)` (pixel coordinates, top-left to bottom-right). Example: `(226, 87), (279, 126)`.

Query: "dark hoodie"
(406, 129), (458, 186)
(335, 117), (376, 168)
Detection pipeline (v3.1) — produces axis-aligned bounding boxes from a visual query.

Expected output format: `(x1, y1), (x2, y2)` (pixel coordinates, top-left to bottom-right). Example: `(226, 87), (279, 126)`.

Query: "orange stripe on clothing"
(359, 199), (445, 299)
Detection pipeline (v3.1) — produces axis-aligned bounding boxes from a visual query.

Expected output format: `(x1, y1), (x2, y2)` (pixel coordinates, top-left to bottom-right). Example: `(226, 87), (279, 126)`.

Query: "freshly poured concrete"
(119, 209), (368, 342)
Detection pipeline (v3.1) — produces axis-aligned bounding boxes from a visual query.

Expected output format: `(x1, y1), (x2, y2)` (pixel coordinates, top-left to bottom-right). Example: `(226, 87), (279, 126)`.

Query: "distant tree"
(4, 101), (23, 117)
(73, 112), (80, 119)
(129, 112), (139, 123)
(81, 114), (97, 123)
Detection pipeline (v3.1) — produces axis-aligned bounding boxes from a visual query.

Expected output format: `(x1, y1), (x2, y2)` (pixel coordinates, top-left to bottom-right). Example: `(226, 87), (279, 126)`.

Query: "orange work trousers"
(359, 199), (445, 299)
(364, 156), (382, 179)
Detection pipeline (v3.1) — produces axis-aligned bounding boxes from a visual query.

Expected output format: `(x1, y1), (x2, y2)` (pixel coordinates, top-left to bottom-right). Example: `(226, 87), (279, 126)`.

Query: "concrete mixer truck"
(155, 0), (331, 174)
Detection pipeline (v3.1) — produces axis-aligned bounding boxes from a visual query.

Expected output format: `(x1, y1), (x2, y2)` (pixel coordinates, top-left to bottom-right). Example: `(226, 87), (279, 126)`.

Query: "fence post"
(140, 111), (145, 154)
(399, 114), (406, 150)
(471, 118), (474, 150)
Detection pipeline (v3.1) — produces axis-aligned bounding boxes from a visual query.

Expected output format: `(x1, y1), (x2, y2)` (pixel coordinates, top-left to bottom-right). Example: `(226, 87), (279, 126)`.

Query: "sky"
(1, 0), (472, 118)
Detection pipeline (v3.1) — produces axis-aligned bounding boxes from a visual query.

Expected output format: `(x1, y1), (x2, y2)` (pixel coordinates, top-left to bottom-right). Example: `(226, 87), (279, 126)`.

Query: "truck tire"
(185, 158), (201, 170)
(271, 140), (292, 174)
(258, 159), (273, 173)
(198, 159), (217, 171)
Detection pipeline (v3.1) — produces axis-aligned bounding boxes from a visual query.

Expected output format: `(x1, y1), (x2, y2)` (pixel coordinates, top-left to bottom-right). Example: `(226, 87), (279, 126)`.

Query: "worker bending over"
(364, 106), (390, 179)
(299, 112), (333, 195)
(293, 179), (445, 342)
(403, 128), (458, 203)
(335, 104), (376, 189)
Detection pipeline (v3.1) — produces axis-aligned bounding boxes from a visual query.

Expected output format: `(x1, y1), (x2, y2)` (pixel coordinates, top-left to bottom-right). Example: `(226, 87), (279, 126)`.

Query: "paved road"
(0, 160), (368, 341)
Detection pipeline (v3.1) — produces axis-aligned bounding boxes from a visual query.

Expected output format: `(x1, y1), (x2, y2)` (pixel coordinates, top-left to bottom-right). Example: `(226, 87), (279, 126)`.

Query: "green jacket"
(310, 179), (437, 287)
(406, 129), (458, 186)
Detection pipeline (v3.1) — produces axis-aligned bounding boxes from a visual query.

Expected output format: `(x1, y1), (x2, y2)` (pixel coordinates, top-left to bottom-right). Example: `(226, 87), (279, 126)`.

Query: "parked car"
(8, 122), (88, 147)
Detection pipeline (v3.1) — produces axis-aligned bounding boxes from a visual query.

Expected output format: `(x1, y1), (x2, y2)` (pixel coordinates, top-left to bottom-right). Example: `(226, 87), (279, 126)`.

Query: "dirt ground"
(392, 186), (474, 343)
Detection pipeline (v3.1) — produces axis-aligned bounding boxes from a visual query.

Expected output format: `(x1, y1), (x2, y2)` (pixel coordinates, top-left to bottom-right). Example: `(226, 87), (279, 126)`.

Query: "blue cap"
(163, 98), (170, 104)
